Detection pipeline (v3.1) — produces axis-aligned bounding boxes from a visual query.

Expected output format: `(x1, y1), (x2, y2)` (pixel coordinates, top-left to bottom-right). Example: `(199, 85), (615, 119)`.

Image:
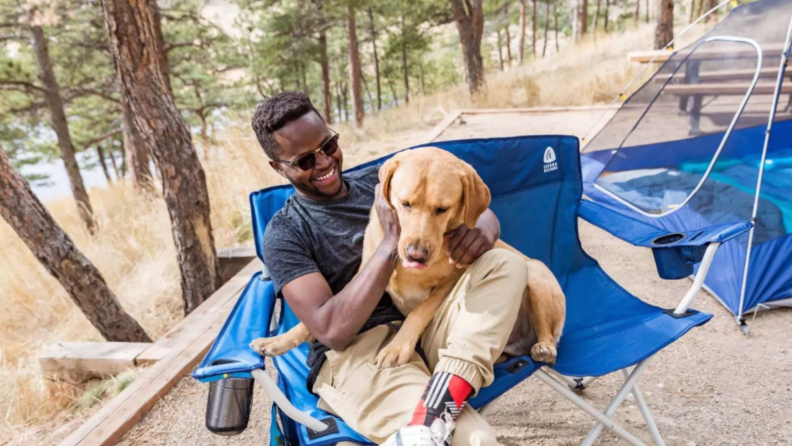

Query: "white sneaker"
(381, 414), (455, 446)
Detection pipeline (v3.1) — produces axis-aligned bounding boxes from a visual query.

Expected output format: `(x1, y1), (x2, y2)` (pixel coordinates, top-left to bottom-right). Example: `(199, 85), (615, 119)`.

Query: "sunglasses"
(274, 133), (340, 172)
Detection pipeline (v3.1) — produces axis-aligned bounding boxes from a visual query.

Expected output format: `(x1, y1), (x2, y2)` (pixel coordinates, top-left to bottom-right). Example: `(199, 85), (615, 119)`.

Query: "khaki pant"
(313, 249), (529, 446)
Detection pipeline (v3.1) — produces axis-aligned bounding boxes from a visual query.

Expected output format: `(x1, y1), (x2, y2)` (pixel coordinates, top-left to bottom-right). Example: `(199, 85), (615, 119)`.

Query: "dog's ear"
(461, 162), (491, 229)
(378, 157), (400, 209)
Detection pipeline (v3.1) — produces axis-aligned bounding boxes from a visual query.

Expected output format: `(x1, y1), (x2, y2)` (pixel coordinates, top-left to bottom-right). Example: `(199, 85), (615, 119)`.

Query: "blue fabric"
(581, 120), (792, 316)
(194, 135), (711, 445)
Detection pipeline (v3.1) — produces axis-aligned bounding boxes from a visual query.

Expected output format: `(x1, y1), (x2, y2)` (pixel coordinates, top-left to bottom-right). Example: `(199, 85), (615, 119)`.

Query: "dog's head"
(379, 147), (491, 269)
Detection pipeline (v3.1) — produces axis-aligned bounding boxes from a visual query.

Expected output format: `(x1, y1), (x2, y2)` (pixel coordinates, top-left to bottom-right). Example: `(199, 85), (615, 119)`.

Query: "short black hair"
(251, 92), (323, 159)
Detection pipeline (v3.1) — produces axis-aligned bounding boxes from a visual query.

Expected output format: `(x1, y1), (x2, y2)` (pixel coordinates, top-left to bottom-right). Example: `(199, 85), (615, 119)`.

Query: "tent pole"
(736, 14), (792, 327)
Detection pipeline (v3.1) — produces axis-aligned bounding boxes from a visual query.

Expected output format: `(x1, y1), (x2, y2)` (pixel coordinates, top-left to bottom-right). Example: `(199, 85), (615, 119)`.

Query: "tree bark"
(119, 141), (126, 177)
(697, 0), (705, 21)
(108, 147), (120, 179)
(577, 0), (588, 39)
(0, 148), (150, 342)
(531, 0), (537, 57)
(121, 97), (153, 190)
(318, 31), (333, 124)
(387, 78), (398, 106)
(645, 0), (650, 23)
(101, 0), (221, 315)
(635, 0), (640, 25)
(342, 82), (349, 121)
(504, 20), (512, 64)
(361, 68), (374, 108)
(518, 0), (527, 65)
(368, 7), (382, 111)
(346, 4), (364, 125)
(448, 0), (485, 96)
(497, 29), (505, 71)
(149, 0), (171, 95)
(335, 82), (342, 120)
(400, 15), (410, 104)
(542, 1), (550, 57)
(28, 20), (95, 233)
(418, 61), (426, 94)
(655, 0), (674, 50)
(604, 0), (610, 31)
(96, 144), (113, 184)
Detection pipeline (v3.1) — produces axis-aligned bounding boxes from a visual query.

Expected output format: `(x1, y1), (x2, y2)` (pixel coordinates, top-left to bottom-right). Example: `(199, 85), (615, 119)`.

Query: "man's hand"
(444, 209), (499, 268)
(375, 183), (400, 245)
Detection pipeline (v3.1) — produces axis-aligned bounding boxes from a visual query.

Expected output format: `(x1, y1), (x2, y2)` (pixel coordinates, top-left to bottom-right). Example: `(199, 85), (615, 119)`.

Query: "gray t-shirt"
(262, 165), (406, 390)
(262, 165), (379, 295)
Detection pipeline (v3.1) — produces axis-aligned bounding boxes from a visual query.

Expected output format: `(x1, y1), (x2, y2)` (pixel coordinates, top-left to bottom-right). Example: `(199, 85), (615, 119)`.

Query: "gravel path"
(115, 111), (792, 446)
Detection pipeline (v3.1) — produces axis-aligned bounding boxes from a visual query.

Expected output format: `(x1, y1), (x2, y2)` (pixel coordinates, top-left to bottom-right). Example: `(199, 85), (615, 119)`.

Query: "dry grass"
(0, 22), (690, 444)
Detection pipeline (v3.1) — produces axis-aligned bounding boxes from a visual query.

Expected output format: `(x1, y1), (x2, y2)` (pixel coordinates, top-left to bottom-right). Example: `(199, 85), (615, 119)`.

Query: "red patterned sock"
(409, 372), (473, 427)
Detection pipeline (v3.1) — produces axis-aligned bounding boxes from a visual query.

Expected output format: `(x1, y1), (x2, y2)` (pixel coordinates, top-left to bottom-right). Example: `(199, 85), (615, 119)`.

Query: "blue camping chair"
(193, 135), (733, 446)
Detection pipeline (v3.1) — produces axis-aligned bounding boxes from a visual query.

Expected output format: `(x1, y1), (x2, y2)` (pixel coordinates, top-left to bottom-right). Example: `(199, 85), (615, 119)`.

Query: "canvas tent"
(580, 0), (792, 333)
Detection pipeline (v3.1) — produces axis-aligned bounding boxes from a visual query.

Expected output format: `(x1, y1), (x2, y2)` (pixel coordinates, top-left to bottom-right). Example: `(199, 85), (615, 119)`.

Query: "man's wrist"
(377, 236), (399, 262)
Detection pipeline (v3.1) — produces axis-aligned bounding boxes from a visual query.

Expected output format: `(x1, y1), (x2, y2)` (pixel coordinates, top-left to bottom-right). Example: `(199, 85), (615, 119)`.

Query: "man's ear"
(269, 160), (288, 179)
(460, 162), (491, 229)
(378, 156), (400, 209)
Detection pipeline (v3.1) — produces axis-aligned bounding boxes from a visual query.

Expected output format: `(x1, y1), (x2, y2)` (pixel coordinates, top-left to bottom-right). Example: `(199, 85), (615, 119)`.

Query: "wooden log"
(59, 260), (259, 446)
(39, 342), (152, 384)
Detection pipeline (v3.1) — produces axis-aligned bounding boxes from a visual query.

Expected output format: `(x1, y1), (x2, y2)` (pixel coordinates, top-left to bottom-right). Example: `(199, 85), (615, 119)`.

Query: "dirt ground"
(113, 111), (792, 446)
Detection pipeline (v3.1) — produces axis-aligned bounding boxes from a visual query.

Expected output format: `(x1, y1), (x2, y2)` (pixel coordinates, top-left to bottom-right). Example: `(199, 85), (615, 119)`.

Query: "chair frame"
(248, 238), (722, 446)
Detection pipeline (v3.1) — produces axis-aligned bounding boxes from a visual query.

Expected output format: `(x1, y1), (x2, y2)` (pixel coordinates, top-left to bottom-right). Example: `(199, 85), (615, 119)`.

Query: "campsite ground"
(99, 111), (792, 446)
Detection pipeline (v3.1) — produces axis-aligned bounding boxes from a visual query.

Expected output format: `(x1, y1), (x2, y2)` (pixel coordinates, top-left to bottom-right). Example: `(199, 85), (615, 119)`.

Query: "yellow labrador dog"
(251, 147), (565, 368)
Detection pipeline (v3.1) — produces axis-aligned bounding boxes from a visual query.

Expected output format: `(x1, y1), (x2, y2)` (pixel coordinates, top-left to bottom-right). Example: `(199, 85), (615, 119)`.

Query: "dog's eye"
(436, 207), (448, 215)
(401, 202), (411, 209)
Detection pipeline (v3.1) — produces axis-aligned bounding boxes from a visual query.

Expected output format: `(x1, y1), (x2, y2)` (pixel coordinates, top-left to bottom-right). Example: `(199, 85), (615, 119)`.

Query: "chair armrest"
(192, 272), (276, 382)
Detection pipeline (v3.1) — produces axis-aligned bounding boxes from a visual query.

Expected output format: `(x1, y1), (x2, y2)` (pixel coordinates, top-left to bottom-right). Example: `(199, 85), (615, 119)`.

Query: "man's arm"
(281, 184), (400, 351)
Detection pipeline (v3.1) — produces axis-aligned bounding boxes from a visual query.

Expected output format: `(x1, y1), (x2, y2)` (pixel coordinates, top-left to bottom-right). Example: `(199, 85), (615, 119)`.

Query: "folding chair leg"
(580, 361), (650, 446)
(534, 370), (648, 446)
(621, 369), (666, 446)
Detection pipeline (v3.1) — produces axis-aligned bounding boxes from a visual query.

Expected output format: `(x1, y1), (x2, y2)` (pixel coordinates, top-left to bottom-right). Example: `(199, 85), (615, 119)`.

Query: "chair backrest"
(250, 135), (588, 284)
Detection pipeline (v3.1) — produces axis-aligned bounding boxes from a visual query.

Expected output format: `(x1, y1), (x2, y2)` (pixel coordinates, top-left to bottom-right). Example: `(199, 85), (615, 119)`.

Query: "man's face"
(270, 112), (345, 200)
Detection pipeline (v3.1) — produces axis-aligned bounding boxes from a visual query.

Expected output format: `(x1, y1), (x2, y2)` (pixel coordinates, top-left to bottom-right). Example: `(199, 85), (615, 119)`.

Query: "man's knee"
(471, 248), (529, 285)
(452, 416), (498, 446)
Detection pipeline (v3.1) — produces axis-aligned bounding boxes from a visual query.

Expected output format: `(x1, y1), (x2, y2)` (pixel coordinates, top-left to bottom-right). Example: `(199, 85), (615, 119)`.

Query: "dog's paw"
(374, 342), (413, 369)
(250, 336), (297, 357)
(530, 341), (558, 365)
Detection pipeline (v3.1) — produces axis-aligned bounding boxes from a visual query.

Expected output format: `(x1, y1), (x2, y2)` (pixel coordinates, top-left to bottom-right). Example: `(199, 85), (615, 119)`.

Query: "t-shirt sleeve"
(261, 215), (320, 295)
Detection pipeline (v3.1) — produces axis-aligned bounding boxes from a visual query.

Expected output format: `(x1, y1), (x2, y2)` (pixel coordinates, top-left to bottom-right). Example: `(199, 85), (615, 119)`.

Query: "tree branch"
(80, 129), (122, 149)
(0, 79), (46, 95)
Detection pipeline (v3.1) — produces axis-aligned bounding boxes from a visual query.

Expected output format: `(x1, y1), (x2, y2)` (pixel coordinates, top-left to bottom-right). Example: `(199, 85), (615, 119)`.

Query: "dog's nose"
(406, 245), (429, 263)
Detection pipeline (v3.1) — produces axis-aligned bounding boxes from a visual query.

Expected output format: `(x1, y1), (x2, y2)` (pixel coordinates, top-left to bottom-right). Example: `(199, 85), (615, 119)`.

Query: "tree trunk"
(635, 0), (640, 25)
(688, 0), (703, 25)
(531, 0), (537, 57)
(108, 147), (120, 179)
(518, 0), (527, 65)
(346, 4), (364, 125)
(577, 0), (588, 39)
(0, 148), (150, 342)
(448, 0), (485, 96)
(704, 0), (717, 23)
(655, 0), (674, 50)
(645, 0), (650, 23)
(368, 7), (382, 111)
(418, 61), (426, 94)
(121, 97), (153, 190)
(697, 0), (705, 21)
(334, 82), (342, 120)
(149, 0), (171, 95)
(497, 29), (504, 71)
(542, 1), (550, 57)
(400, 15), (410, 104)
(342, 82), (349, 121)
(96, 144), (113, 184)
(101, 0), (221, 315)
(387, 78), (398, 106)
(554, 2), (559, 52)
(604, 0), (611, 31)
(28, 20), (95, 233)
(318, 32), (333, 124)
(119, 142), (127, 177)
(361, 68), (374, 108)
(504, 3), (512, 67)
(594, 0), (602, 32)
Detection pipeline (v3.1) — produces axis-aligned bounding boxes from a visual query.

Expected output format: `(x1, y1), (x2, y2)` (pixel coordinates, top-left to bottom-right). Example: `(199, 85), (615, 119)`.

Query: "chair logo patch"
(544, 147), (558, 173)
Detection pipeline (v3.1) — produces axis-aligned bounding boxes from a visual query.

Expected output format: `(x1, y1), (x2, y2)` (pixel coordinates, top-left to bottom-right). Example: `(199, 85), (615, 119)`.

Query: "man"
(252, 92), (529, 446)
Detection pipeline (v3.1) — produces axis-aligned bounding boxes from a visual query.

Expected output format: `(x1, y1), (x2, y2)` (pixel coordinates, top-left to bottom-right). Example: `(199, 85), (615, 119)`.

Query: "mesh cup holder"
(205, 360), (254, 436)
(651, 233), (686, 246)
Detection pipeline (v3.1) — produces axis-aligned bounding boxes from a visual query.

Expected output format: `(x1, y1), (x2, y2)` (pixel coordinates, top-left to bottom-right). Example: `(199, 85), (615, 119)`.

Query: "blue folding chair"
(193, 135), (733, 446)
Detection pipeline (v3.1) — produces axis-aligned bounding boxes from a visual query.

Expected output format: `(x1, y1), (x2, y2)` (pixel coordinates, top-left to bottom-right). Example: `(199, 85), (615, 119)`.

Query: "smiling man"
(251, 92), (529, 446)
